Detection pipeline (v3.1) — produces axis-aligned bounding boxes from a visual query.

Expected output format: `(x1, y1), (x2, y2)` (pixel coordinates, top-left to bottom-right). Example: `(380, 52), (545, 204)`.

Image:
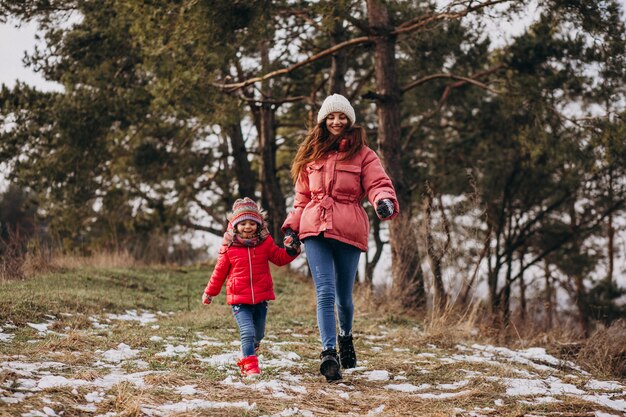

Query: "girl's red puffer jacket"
(204, 236), (296, 305)
(282, 145), (398, 252)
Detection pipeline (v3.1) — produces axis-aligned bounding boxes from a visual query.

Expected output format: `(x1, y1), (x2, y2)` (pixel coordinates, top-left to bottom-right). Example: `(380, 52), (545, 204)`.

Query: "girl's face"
(325, 112), (348, 137)
(236, 220), (258, 237)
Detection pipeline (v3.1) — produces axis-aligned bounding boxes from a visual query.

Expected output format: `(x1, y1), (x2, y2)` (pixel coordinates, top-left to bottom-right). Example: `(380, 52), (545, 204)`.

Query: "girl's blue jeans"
(232, 301), (268, 357)
(303, 236), (361, 350)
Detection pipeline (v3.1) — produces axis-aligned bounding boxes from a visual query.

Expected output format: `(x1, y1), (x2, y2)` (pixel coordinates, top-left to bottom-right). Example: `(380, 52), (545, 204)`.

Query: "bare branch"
(402, 64), (503, 93)
(212, 36), (371, 92)
(237, 94), (310, 105)
(394, 0), (514, 35)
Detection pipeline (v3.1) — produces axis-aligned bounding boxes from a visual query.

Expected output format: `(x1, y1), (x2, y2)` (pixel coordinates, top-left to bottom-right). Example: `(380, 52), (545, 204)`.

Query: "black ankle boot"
(338, 334), (356, 369)
(319, 348), (341, 382)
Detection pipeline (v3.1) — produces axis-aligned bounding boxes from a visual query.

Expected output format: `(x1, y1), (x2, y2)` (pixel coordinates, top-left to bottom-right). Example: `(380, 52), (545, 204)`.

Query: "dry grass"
(576, 319), (626, 378)
(50, 250), (139, 270)
(2, 261), (625, 416)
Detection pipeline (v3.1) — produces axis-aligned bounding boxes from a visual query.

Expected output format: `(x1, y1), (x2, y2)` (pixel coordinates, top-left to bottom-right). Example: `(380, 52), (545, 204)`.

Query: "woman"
(282, 93), (399, 382)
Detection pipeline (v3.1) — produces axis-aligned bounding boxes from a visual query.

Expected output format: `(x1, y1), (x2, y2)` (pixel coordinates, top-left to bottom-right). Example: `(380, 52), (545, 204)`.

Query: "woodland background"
(1, 0), (625, 338)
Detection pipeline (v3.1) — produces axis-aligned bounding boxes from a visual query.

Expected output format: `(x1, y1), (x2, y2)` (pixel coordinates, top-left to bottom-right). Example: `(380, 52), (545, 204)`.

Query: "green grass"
(0, 266), (208, 325)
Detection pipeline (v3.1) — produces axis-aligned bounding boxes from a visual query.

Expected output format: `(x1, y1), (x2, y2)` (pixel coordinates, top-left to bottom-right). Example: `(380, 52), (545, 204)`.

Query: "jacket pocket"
(335, 164), (361, 195)
(306, 163), (324, 193)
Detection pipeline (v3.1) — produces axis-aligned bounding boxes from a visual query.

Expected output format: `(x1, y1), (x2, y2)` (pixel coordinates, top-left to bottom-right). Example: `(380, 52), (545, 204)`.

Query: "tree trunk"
(368, 0), (425, 308)
(424, 189), (447, 311)
(519, 253), (526, 321)
(487, 202), (502, 315)
(257, 41), (287, 239)
(607, 169), (614, 283)
(226, 121), (256, 199)
(544, 260), (553, 330)
(569, 201), (591, 337)
(329, 10), (348, 96)
(500, 249), (512, 329)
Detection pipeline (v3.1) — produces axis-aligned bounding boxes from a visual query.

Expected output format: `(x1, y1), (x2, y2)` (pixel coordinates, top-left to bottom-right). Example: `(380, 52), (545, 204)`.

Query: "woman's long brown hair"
(291, 122), (367, 183)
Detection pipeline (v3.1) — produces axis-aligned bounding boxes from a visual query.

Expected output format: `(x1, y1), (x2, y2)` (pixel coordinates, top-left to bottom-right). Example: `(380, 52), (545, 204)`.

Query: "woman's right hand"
(202, 293), (212, 305)
(376, 199), (395, 219)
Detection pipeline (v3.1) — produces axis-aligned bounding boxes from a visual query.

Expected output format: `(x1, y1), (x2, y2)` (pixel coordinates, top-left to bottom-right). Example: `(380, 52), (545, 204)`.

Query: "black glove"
(376, 199), (394, 219)
(283, 228), (301, 255)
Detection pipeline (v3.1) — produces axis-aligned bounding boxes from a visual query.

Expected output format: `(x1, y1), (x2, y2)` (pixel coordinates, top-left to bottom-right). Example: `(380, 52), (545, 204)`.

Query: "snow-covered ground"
(1, 310), (624, 416)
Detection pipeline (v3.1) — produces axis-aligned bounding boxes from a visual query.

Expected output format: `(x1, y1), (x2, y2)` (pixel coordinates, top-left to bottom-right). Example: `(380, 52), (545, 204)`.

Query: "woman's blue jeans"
(232, 301), (268, 357)
(303, 236), (361, 350)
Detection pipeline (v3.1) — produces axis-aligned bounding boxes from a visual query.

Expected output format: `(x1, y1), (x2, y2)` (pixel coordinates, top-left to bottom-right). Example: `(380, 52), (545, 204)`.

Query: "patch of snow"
(155, 344), (191, 358)
(74, 404), (98, 412)
(149, 336), (163, 342)
(92, 370), (154, 389)
(107, 310), (157, 325)
(27, 321), (55, 335)
(1, 391), (30, 404)
(384, 383), (431, 392)
(141, 399), (255, 416)
(417, 390), (472, 399)
(128, 359), (150, 369)
(343, 366), (367, 374)
(585, 380), (623, 391)
(436, 380), (470, 390)
(195, 351), (240, 369)
(519, 396), (561, 405)
(0, 332), (14, 342)
(192, 340), (224, 347)
(365, 370), (389, 381)
(0, 361), (66, 377)
(221, 375), (306, 398)
(367, 405), (385, 415)
(102, 343), (139, 363)
(471, 344), (586, 373)
(38, 375), (89, 389)
(175, 385), (198, 395)
(85, 391), (105, 403)
(498, 377), (585, 396)
(581, 395), (626, 412)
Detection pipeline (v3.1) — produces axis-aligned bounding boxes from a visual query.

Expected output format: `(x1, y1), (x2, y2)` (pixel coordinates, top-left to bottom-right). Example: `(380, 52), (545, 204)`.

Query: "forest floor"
(0, 265), (625, 417)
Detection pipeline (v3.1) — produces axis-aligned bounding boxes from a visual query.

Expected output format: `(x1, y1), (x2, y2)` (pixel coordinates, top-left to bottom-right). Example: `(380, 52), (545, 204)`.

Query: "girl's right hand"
(202, 293), (212, 305)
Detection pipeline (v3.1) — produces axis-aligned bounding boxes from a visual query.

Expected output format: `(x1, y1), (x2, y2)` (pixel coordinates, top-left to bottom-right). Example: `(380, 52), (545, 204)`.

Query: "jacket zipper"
(247, 247), (255, 304)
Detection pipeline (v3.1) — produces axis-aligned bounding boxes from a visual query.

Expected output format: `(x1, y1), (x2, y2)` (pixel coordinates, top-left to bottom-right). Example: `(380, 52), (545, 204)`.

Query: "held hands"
(283, 228), (301, 256)
(202, 293), (212, 305)
(376, 199), (395, 219)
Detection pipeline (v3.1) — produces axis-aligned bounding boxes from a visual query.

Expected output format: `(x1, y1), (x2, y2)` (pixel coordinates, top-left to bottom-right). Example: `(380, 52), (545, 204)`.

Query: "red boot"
(236, 355), (260, 378)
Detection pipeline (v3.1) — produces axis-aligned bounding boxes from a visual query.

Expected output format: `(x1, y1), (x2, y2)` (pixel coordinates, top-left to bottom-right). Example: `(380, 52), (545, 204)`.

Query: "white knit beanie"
(317, 94), (356, 126)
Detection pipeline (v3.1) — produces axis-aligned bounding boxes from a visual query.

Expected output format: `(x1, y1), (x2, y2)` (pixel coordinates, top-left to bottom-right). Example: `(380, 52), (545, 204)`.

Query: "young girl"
(202, 197), (299, 377)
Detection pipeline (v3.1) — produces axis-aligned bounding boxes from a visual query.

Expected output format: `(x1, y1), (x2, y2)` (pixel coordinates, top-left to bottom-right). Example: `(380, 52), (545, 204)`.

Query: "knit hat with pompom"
(227, 197), (264, 227)
(317, 94), (356, 126)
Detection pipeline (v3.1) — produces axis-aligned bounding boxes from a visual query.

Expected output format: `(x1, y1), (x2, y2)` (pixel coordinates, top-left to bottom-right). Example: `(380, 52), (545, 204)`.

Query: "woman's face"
(325, 112), (348, 137)
(236, 220), (258, 238)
